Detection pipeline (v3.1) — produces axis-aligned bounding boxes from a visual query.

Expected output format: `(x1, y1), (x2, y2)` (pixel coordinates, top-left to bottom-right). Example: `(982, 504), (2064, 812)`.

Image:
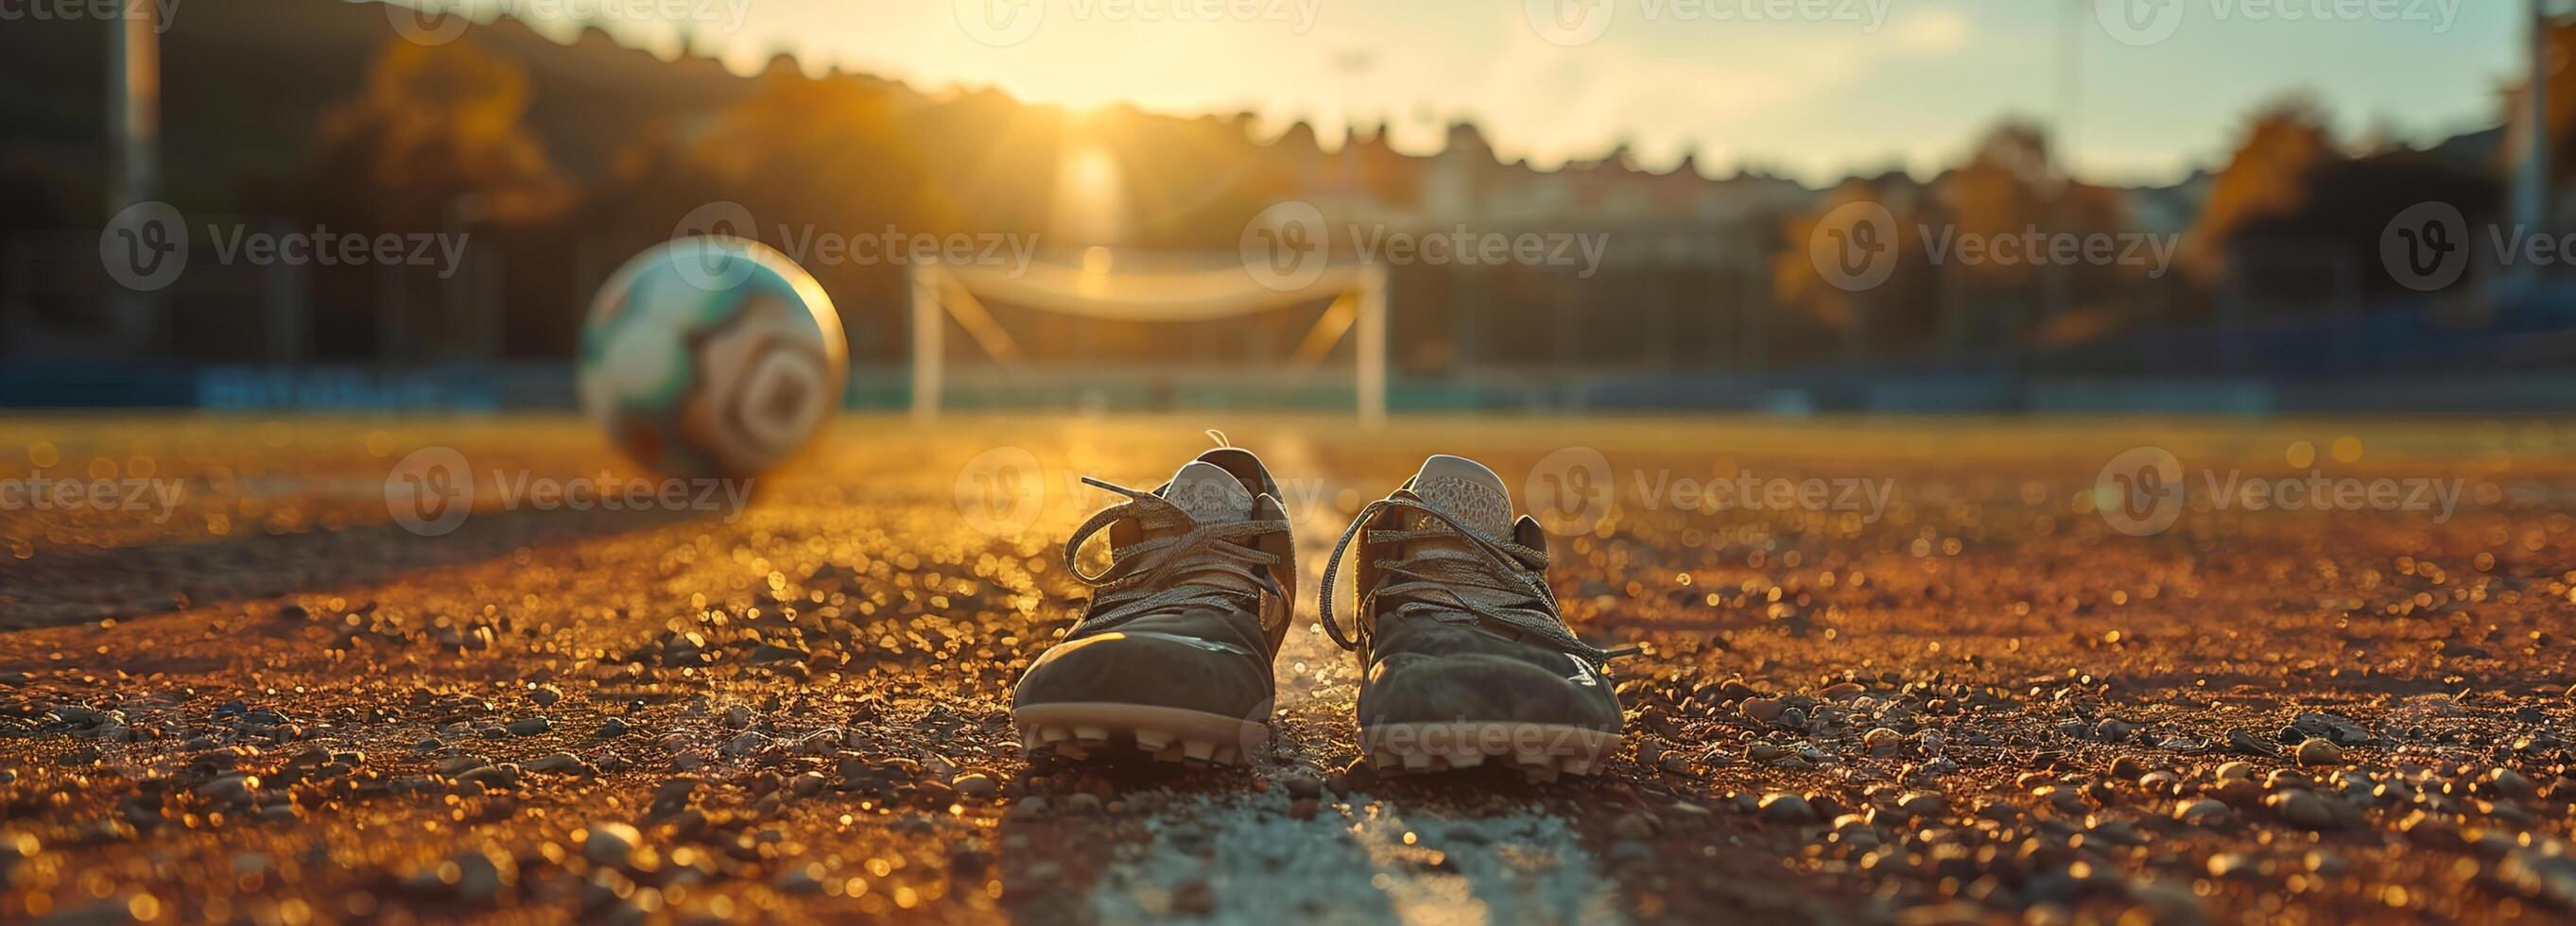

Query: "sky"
(463, 0), (2522, 186)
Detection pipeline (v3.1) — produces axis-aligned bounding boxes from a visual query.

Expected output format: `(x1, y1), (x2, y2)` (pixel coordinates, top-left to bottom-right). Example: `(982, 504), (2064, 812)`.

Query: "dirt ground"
(4, 414), (2576, 925)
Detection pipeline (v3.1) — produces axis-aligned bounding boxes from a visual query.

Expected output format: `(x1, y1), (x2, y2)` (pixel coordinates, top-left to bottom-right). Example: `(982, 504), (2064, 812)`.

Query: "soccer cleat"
(1011, 439), (1295, 768)
(1321, 455), (1630, 779)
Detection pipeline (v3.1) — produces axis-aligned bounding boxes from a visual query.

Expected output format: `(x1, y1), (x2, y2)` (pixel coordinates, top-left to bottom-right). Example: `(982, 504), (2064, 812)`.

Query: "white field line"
(1089, 792), (1625, 926)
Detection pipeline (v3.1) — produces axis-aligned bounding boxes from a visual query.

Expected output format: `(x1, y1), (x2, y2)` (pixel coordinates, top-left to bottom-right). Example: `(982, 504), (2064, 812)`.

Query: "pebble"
(2174, 798), (2230, 827)
(1756, 793), (1815, 823)
(582, 822), (642, 868)
(1896, 792), (1945, 817)
(953, 772), (998, 799)
(505, 717), (551, 737)
(2266, 789), (2338, 831)
(196, 773), (257, 804)
(525, 753), (591, 775)
(2490, 768), (2538, 799)
(2294, 737), (2343, 766)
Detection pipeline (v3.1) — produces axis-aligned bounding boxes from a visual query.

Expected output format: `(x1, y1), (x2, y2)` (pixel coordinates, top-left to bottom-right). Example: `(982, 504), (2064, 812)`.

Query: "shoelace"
(1317, 491), (1633, 667)
(1062, 476), (1288, 635)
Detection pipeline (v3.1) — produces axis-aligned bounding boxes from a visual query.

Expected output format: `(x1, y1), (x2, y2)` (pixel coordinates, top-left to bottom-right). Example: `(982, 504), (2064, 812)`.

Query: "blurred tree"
(259, 36), (572, 359)
(2182, 97), (2339, 284)
(1935, 121), (2140, 350)
(1772, 176), (1941, 358)
(287, 37), (571, 230)
(584, 64), (949, 360)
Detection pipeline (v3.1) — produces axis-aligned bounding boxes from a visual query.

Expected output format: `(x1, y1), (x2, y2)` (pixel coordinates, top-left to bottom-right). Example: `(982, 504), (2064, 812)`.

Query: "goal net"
(908, 255), (1388, 427)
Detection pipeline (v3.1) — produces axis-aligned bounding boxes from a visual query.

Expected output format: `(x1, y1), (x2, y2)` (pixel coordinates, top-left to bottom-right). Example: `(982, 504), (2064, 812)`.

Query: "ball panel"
(577, 236), (847, 479)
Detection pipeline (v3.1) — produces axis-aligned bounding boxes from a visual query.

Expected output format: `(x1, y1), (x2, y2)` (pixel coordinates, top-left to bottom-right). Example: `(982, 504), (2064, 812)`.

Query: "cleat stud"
(1039, 727), (1071, 744)
(1019, 729), (1041, 751)
(1213, 745), (1239, 765)
(1373, 752), (1399, 771)
(1073, 726), (1110, 744)
(1561, 757), (1591, 776)
(1402, 751), (1432, 771)
(1184, 740), (1216, 762)
(1449, 751), (1486, 768)
(1153, 746), (1186, 763)
(1134, 729), (1174, 751)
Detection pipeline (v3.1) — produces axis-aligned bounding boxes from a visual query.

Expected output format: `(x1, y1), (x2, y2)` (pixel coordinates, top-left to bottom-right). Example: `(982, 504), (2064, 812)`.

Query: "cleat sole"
(1012, 703), (1270, 767)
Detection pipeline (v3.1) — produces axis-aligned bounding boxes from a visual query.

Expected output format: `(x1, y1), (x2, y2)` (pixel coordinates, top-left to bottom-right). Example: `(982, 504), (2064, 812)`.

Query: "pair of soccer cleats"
(1007, 443), (1627, 780)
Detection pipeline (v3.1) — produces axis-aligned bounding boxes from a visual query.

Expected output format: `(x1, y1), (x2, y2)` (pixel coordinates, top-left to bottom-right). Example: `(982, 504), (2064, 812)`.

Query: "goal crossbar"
(909, 260), (1387, 428)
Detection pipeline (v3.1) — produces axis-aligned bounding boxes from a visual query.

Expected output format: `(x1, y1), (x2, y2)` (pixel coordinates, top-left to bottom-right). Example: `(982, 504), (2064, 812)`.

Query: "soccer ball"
(578, 236), (846, 478)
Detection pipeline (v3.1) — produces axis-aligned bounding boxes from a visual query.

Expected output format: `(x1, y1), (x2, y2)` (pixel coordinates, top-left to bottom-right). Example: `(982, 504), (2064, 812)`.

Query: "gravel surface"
(2, 414), (2574, 924)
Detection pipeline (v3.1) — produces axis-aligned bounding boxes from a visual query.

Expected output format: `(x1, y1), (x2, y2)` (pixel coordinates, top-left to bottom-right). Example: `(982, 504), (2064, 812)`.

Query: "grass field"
(4, 413), (2576, 924)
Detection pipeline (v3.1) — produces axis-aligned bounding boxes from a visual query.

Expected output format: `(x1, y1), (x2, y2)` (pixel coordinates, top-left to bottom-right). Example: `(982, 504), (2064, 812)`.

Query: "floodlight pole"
(1357, 263), (1388, 431)
(2516, 0), (2554, 254)
(108, 3), (161, 353)
(910, 263), (944, 423)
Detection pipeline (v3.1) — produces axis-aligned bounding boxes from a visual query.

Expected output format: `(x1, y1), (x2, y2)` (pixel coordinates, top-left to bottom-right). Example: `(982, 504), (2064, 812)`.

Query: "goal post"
(908, 258), (1387, 428)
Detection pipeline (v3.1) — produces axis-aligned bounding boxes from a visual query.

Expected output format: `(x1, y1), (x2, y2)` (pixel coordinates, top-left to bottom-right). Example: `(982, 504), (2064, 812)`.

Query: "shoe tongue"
(1407, 454), (1514, 541)
(1162, 461), (1254, 526)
